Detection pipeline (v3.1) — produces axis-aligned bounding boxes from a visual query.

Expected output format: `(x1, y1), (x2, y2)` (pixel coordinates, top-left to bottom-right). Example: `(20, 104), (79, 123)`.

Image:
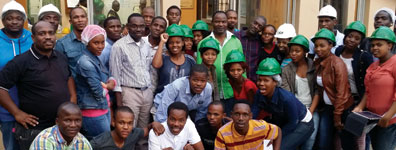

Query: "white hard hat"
(38, 4), (61, 20)
(1, 0), (26, 20)
(318, 5), (337, 19)
(374, 7), (395, 26)
(275, 23), (296, 39)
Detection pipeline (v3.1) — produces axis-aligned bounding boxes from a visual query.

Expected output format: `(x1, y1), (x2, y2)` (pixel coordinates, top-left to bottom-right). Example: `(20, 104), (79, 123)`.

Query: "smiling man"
(149, 102), (204, 150)
(30, 102), (92, 150)
(153, 64), (212, 123)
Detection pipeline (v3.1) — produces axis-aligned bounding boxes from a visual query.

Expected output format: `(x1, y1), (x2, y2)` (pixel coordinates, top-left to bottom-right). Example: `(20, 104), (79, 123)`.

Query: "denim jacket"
(75, 48), (109, 109)
(252, 87), (307, 136)
(335, 46), (373, 98)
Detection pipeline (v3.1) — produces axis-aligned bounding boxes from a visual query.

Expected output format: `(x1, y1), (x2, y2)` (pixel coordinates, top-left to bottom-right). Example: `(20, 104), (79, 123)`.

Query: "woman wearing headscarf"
(75, 25), (116, 140)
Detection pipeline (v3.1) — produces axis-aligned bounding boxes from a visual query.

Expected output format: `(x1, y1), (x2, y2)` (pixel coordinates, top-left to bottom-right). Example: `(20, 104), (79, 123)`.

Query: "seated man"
(29, 102), (92, 150)
(90, 106), (164, 150)
(154, 64), (212, 122)
(215, 100), (282, 150)
(196, 101), (229, 150)
(149, 102), (204, 150)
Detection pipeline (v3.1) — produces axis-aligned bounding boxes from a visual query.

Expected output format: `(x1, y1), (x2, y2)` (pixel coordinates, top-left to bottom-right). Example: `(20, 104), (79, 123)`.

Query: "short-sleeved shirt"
(0, 47), (70, 129)
(365, 55), (396, 125)
(215, 120), (279, 150)
(232, 79), (258, 103)
(90, 128), (144, 150)
(30, 125), (92, 150)
(196, 118), (229, 150)
(148, 119), (201, 150)
(156, 54), (196, 94)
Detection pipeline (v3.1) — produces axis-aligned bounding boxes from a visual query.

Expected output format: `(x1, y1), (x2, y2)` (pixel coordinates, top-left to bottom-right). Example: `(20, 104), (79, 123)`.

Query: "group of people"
(0, 0), (395, 150)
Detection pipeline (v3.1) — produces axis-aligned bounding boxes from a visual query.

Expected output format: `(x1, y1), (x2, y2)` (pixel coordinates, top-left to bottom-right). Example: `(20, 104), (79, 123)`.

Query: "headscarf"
(81, 25), (106, 46)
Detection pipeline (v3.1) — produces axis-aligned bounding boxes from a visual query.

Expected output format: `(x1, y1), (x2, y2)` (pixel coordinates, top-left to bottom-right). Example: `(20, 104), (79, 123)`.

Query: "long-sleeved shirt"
(234, 29), (261, 83)
(153, 77), (212, 122)
(196, 32), (243, 99)
(55, 31), (86, 78)
(29, 125), (92, 150)
(109, 35), (152, 92)
(252, 87), (308, 136)
(98, 38), (115, 72)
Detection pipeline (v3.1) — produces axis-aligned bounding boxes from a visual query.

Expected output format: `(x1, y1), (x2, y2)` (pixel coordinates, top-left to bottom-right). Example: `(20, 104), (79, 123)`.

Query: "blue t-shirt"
(155, 54), (196, 94)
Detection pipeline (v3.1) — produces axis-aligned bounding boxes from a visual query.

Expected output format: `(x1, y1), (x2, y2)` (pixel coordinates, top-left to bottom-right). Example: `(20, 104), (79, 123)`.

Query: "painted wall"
(180, 0), (197, 27)
(295, 0), (320, 37)
(364, 0), (396, 35)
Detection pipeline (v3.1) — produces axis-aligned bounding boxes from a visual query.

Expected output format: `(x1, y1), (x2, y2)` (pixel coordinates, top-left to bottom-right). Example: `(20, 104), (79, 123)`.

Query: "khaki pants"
(121, 86), (153, 128)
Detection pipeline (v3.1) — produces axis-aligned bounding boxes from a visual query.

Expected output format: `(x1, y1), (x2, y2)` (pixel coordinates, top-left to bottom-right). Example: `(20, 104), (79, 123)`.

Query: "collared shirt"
(55, 31), (86, 78)
(214, 120), (279, 150)
(29, 125), (92, 150)
(142, 35), (163, 93)
(365, 55), (396, 125)
(308, 30), (344, 55)
(196, 118), (229, 150)
(149, 119), (201, 150)
(0, 28), (33, 121)
(90, 128), (144, 150)
(154, 77), (212, 123)
(0, 46), (70, 129)
(251, 87), (308, 136)
(234, 29), (261, 82)
(109, 35), (152, 92)
(197, 32), (244, 99)
(98, 38), (115, 71)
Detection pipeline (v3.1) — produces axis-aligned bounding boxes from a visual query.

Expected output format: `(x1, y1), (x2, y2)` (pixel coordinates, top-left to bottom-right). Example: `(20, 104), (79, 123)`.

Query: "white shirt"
(148, 119), (201, 150)
(340, 55), (358, 94)
(295, 75), (313, 108)
(316, 76), (333, 105)
(309, 30), (345, 55)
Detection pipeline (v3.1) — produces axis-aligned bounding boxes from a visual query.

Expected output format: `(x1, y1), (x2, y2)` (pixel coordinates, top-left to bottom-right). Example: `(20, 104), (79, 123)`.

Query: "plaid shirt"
(234, 29), (261, 83)
(30, 125), (92, 150)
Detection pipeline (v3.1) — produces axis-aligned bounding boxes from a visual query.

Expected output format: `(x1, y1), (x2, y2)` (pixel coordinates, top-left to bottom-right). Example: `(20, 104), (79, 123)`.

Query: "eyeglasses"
(262, 33), (274, 37)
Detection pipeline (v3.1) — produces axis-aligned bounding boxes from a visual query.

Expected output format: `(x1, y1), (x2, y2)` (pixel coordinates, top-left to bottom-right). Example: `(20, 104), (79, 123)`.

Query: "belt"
(126, 86), (149, 91)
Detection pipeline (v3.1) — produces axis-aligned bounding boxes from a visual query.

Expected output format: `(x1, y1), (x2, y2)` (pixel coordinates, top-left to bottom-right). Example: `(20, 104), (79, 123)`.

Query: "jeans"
(281, 119), (314, 150)
(317, 106), (334, 150)
(0, 121), (18, 150)
(81, 111), (111, 140)
(369, 124), (396, 150)
(14, 123), (42, 150)
(301, 111), (319, 150)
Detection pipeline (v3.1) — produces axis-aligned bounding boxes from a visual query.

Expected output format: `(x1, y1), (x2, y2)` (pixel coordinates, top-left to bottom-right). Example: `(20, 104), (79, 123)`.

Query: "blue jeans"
(369, 124), (396, 150)
(317, 106), (334, 150)
(81, 111), (111, 140)
(281, 119), (314, 150)
(301, 111), (319, 150)
(0, 121), (18, 150)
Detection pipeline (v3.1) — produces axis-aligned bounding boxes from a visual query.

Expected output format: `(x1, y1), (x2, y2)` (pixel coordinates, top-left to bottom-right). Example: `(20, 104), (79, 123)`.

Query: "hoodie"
(0, 28), (33, 121)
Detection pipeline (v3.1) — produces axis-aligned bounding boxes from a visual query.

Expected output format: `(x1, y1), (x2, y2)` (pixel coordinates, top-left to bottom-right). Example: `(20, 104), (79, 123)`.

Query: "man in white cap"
(38, 4), (61, 31)
(308, 5), (344, 59)
(0, 1), (33, 150)
(274, 23), (296, 68)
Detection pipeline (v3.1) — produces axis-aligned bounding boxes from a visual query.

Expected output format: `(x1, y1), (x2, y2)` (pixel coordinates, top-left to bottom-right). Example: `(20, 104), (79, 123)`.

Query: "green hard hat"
(344, 21), (366, 37)
(288, 35), (310, 52)
(192, 20), (209, 31)
(224, 50), (246, 64)
(256, 58), (281, 76)
(370, 26), (396, 43)
(311, 28), (336, 45)
(166, 24), (185, 37)
(199, 37), (220, 53)
(180, 24), (194, 38)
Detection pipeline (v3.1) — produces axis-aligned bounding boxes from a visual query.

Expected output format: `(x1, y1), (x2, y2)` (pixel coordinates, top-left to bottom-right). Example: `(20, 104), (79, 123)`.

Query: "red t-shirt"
(232, 79), (258, 102)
